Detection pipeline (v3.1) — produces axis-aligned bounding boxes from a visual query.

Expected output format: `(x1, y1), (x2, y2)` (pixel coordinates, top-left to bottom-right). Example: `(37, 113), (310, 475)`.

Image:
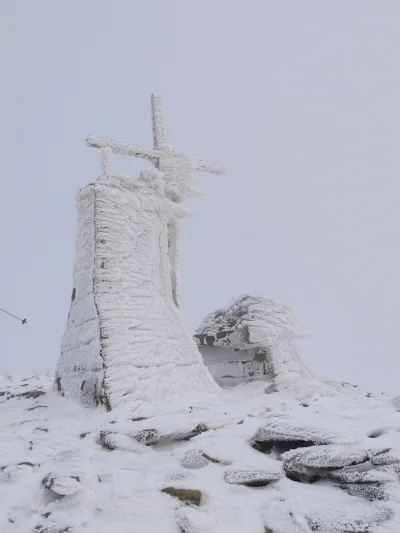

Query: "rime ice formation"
(55, 172), (218, 411)
(86, 93), (225, 307)
(55, 93), (226, 411)
(195, 294), (317, 390)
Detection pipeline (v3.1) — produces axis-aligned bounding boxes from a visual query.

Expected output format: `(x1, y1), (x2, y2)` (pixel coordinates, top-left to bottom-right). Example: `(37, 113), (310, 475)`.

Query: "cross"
(86, 94), (225, 181)
(86, 93), (226, 307)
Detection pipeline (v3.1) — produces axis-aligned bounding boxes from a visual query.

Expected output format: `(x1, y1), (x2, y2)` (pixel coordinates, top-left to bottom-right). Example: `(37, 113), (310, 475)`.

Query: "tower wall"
(55, 177), (218, 410)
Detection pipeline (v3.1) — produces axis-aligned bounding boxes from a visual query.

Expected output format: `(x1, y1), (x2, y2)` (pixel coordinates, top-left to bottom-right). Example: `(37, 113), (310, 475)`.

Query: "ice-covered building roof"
(194, 294), (307, 350)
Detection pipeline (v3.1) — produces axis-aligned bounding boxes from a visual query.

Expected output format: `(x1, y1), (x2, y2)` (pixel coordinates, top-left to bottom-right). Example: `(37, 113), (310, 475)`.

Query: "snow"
(2, 373), (400, 532)
(194, 294), (327, 393)
(55, 174), (218, 413)
(282, 444), (369, 468)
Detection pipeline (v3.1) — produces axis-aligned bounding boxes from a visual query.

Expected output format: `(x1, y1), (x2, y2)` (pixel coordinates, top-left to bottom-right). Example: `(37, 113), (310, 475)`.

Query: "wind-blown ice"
(55, 172), (218, 411)
(195, 294), (317, 391)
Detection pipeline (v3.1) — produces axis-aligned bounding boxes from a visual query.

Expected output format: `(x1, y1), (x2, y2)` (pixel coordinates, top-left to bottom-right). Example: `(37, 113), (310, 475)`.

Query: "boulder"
(42, 475), (82, 496)
(133, 424), (208, 446)
(328, 467), (397, 484)
(161, 487), (201, 506)
(224, 470), (282, 487)
(99, 431), (147, 453)
(253, 420), (356, 451)
(282, 444), (368, 469)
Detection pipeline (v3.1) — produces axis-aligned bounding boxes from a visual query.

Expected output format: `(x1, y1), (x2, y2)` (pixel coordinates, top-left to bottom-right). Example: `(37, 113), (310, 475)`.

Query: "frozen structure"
(55, 95), (224, 411)
(195, 294), (316, 389)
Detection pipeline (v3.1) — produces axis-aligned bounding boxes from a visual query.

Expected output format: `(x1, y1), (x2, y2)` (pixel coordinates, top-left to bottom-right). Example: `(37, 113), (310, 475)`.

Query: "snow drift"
(2, 373), (400, 533)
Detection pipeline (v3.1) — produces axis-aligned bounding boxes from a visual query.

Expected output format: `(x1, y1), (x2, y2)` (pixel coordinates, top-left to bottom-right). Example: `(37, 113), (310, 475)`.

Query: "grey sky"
(1, 1), (400, 393)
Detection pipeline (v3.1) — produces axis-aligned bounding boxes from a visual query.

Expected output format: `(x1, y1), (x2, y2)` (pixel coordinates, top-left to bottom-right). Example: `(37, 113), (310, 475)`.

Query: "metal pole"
(0, 308), (27, 324)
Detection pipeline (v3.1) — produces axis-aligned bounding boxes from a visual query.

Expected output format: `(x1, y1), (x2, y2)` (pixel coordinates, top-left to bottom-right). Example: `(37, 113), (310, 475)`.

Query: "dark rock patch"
(42, 474), (82, 496)
(253, 439), (315, 456)
(283, 462), (324, 484)
(99, 431), (117, 450)
(133, 423), (208, 446)
(15, 390), (46, 400)
(34, 526), (74, 533)
(27, 405), (48, 411)
(132, 429), (159, 446)
(202, 453), (220, 464)
(161, 487), (201, 506)
(56, 377), (62, 394)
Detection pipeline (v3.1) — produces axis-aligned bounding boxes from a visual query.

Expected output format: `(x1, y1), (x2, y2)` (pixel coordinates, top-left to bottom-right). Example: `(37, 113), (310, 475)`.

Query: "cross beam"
(86, 94), (225, 178)
(86, 134), (224, 176)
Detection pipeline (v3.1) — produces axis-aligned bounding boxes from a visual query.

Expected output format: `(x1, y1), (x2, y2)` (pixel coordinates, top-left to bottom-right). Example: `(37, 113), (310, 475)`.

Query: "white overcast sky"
(1, 1), (400, 393)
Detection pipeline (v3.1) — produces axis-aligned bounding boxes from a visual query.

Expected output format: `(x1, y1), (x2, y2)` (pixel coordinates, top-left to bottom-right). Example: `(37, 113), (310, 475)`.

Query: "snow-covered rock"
(282, 444), (369, 469)
(43, 474), (82, 496)
(372, 449), (400, 466)
(223, 469), (282, 486)
(2, 374), (400, 532)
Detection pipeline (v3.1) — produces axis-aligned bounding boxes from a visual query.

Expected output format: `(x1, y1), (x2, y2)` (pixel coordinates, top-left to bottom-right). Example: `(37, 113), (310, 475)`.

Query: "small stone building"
(194, 294), (315, 390)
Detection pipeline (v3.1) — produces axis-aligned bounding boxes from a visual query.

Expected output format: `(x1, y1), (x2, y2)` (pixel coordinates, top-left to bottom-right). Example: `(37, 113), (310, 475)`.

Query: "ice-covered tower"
(54, 95), (225, 411)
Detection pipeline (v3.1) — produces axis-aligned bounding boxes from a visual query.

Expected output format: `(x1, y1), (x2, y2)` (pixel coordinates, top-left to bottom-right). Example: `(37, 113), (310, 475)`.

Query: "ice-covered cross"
(86, 93), (225, 194)
(86, 93), (225, 307)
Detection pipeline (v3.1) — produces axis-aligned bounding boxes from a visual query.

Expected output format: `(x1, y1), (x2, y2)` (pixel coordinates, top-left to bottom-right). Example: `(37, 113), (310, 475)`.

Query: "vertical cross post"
(100, 147), (111, 179)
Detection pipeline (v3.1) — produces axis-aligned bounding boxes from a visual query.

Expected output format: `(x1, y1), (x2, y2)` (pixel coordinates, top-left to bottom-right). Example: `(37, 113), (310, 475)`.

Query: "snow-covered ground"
(2, 372), (400, 533)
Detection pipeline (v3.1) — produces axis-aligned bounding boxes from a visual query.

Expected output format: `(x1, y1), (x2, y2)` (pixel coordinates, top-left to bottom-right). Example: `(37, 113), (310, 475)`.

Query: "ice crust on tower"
(195, 294), (317, 391)
(55, 172), (218, 410)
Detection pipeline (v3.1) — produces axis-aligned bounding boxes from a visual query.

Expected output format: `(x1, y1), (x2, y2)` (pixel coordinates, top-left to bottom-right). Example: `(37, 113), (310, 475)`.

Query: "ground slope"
(2, 373), (400, 533)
